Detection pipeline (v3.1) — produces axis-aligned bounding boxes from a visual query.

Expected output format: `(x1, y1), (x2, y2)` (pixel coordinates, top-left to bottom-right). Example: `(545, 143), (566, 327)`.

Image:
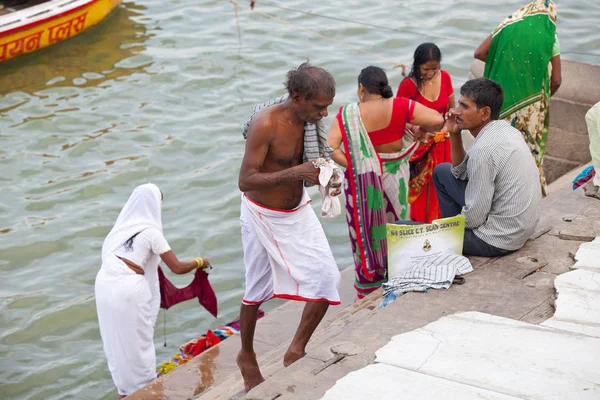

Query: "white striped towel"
(380, 250), (473, 308)
(242, 94), (332, 171)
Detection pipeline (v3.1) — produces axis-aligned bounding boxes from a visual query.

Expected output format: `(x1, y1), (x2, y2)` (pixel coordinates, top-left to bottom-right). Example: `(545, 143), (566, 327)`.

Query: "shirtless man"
(237, 62), (341, 391)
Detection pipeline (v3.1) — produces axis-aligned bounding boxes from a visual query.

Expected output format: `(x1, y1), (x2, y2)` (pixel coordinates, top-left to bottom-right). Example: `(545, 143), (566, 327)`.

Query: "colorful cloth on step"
(484, 0), (559, 197)
(337, 103), (417, 299)
(572, 166), (595, 190)
(158, 266), (218, 318)
(157, 310), (265, 376)
(408, 132), (450, 223)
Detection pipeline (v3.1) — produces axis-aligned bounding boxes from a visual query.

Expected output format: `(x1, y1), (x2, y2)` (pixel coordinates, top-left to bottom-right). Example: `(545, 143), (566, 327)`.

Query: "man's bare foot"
(283, 348), (306, 367)
(583, 180), (600, 200)
(237, 350), (265, 392)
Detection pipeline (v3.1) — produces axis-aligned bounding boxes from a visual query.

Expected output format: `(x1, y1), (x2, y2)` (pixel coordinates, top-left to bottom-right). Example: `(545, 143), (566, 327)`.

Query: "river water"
(0, 0), (598, 398)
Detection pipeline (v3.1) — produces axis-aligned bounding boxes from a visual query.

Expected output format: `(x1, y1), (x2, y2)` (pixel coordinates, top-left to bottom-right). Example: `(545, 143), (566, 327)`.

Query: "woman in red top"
(397, 43), (455, 223)
(328, 66), (444, 298)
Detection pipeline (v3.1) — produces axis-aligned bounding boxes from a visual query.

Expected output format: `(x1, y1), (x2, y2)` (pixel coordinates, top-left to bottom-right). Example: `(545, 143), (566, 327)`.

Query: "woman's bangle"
(194, 258), (204, 269)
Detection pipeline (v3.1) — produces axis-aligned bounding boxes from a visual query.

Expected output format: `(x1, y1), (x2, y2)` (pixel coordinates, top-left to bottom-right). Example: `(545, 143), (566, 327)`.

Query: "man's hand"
(443, 109), (461, 135)
(295, 161), (320, 184)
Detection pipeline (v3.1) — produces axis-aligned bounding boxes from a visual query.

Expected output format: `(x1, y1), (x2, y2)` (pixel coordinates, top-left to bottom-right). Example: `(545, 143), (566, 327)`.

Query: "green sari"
(484, 0), (559, 196)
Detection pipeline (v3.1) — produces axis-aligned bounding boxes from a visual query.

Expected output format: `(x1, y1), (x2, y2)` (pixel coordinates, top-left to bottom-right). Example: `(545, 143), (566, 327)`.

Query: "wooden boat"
(0, 0), (122, 62)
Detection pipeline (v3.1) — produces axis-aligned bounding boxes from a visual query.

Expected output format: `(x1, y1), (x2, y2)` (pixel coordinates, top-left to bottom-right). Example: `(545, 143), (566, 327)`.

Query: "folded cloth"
(158, 266), (218, 318)
(380, 250), (473, 308)
(313, 158), (344, 219)
(572, 165), (595, 190)
(242, 94), (332, 187)
(240, 190), (341, 305)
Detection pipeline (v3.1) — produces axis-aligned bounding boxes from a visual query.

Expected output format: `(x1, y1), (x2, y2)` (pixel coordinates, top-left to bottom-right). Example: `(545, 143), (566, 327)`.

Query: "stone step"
(128, 266), (359, 400)
(545, 126), (592, 165)
(199, 171), (600, 400)
(541, 239), (600, 338)
(543, 155), (583, 184)
(552, 60), (600, 107)
(324, 311), (600, 399)
(549, 97), (595, 136)
(197, 291), (383, 400)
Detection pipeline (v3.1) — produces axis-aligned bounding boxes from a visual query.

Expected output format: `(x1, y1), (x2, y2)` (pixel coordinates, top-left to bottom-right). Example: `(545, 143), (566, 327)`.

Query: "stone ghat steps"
(127, 266), (360, 400)
(205, 177), (600, 400)
(322, 238), (600, 399)
(197, 290), (383, 400)
(322, 311), (600, 400)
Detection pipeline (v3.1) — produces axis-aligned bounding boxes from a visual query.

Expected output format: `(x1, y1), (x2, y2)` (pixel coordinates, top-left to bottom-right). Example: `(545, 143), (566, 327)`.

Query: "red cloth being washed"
(158, 266), (218, 317)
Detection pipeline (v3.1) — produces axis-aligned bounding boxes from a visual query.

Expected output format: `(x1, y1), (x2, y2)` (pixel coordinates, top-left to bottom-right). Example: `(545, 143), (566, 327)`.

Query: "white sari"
(95, 183), (163, 396)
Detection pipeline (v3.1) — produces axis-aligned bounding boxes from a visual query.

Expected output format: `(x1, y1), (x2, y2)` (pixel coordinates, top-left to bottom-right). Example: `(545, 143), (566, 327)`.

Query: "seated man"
(432, 77), (541, 257)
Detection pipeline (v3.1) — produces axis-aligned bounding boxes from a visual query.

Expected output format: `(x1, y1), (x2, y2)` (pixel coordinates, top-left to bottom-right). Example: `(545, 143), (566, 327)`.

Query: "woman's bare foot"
(237, 350), (265, 392)
(283, 348), (306, 367)
(117, 394), (126, 400)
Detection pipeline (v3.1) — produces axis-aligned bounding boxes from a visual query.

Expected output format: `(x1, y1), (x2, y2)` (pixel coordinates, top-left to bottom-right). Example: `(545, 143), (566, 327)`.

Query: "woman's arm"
(160, 251), (209, 275)
(327, 120), (348, 168)
(474, 34), (492, 62)
(410, 102), (444, 132)
(550, 54), (562, 96)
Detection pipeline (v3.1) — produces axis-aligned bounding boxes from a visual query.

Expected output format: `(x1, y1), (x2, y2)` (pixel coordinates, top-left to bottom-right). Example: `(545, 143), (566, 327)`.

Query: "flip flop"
(453, 275), (465, 285)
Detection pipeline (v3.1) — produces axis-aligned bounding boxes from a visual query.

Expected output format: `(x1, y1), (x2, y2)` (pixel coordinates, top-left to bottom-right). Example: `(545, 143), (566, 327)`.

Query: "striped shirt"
(452, 120), (541, 250)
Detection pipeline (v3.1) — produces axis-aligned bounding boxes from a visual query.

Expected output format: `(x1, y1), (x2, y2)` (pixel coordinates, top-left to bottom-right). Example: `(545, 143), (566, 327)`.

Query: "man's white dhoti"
(240, 190), (341, 305)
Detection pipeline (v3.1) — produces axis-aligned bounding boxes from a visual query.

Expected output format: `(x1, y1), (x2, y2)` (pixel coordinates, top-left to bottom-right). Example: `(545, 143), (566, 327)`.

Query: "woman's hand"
(200, 258), (212, 270)
(413, 126), (436, 144)
(194, 257), (212, 271)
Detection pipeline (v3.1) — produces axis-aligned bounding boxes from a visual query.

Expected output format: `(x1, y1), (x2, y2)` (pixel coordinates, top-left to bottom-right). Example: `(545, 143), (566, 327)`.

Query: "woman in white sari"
(95, 183), (209, 399)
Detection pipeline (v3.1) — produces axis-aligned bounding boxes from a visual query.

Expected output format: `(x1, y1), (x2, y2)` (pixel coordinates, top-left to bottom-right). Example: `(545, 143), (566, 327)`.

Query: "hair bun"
(381, 84), (393, 99)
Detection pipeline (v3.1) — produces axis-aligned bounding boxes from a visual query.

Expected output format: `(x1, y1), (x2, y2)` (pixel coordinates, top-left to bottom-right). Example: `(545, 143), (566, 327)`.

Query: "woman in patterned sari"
(475, 0), (562, 196)
(327, 66), (444, 298)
